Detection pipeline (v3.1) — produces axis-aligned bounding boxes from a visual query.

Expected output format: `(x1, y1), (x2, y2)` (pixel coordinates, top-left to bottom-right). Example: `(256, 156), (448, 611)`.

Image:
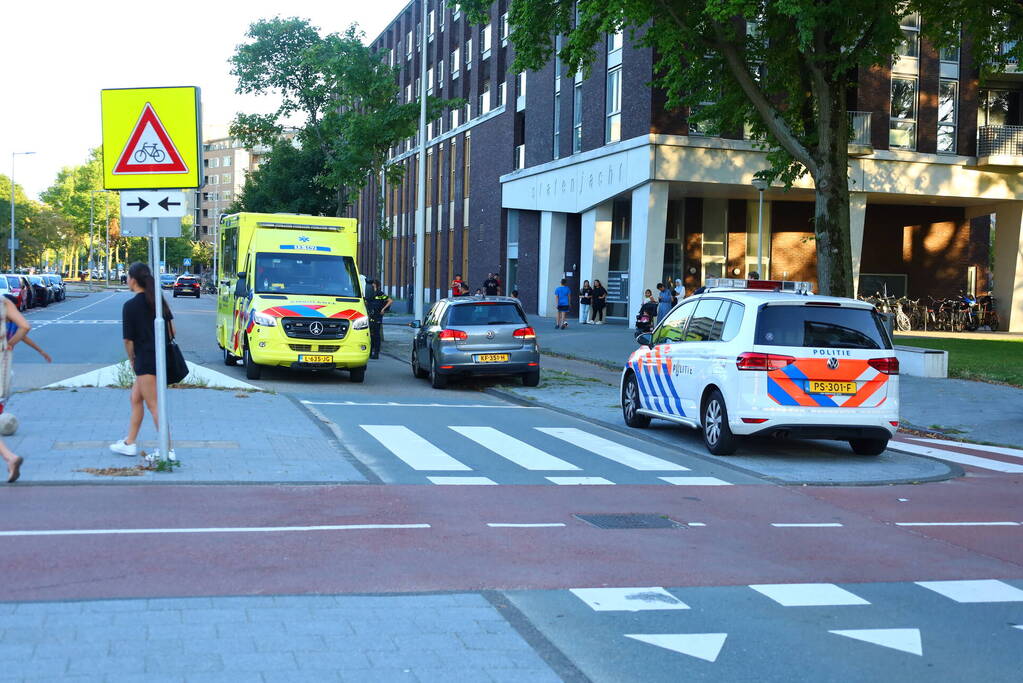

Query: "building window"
(428, 9), (435, 41)
(890, 76), (918, 150)
(452, 3), (461, 20)
(497, 81), (506, 107)
(515, 70), (526, 111)
(937, 79), (958, 153)
(479, 80), (491, 115)
(438, 59), (445, 88)
(481, 24), (492, 60)
(465, 38), (473, 70)
(211, 157), (220, 168)
(427, 67), (434, 96)
(209, 174), (218, 185)
(500, 11), (509, 46)
(222, 173), (232, 184)
(940, 29), (960, 63)
(605, 66), (622, 143)
(202, 208), (209, 218)
(406, 30), (413, 57)
(607, 30), (624, 67)
(897, 12), (920, 58)
(449, 140), (457, 203)
(553, 92), (561, 159)
(426, 149), (433, 207)
(572, 81), (583, 153)
(223, 156), (231, 167)
(222, 191), (231, 201)
(439, 6), (445, 31)
(450, 107), (460, 128)
(405, 83), (412, 103)
(451, 48), (460, 79)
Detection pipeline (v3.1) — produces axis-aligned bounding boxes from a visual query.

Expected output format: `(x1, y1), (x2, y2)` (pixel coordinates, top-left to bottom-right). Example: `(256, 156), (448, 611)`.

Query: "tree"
(0, 174), (33, 268)
(236, 136), (337, 215)
(230, 19), (456, 216)
(471, 1), (1023, 296)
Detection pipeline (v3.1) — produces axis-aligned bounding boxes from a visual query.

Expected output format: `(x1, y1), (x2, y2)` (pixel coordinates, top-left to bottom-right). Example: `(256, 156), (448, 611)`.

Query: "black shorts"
(133, 353), (157, 376)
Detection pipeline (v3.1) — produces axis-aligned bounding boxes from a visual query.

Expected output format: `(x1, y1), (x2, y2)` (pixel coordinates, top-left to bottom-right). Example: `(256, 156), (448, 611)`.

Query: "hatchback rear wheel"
(849, 438), (888, 456)
(430, 356), (448, 389)
(522, 370), (540, 387)
(702, 389), (737, 455)
(411, 348), (429, 379)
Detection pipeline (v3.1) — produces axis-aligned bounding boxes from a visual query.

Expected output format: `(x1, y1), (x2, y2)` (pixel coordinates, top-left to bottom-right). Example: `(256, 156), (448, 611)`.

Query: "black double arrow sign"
(126, 196), (181, 211)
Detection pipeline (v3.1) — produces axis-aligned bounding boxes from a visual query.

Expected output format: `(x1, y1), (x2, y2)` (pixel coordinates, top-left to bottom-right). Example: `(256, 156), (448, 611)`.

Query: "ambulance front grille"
(317, 345), (341, 353)
(288, 344), (313, 352)
(281, 317), (349, 340)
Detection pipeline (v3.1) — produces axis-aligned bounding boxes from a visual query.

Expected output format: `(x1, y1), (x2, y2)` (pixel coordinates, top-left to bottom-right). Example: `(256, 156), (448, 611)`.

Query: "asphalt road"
(4, 289), (1021, 682)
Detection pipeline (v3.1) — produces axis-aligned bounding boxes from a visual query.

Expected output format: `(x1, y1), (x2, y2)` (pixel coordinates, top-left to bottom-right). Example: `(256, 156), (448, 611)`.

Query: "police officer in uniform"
(364, 279), (392, 359)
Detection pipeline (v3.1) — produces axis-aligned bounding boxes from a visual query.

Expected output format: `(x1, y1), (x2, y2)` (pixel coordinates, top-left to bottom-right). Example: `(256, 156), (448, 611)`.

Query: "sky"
(0, 0), (409, 200)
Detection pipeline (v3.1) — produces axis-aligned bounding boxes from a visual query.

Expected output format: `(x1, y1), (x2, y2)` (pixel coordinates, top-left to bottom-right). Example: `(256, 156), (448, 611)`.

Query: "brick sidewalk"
(3, 388), (368, 484)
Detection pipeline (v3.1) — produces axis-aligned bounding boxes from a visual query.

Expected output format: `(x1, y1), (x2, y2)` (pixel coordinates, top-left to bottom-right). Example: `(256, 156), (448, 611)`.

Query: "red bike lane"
(1, 478), (1020, 602)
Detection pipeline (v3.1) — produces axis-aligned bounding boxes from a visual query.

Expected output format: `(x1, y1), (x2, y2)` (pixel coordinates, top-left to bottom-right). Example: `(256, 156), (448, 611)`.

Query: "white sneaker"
(109, 439), (138, 457)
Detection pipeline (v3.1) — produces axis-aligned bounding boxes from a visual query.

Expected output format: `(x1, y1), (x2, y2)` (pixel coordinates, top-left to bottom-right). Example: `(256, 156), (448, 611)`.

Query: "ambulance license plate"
(475, 354), (509, 363)
(299, 354), (334, 363)
(808, 380), (856, 395)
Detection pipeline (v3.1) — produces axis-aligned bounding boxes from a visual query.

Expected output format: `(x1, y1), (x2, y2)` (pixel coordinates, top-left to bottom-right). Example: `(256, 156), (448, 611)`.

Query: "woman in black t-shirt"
(109, 262), (176, 461)
(591, 280), (608, 324)
(578, 280), (593, 324)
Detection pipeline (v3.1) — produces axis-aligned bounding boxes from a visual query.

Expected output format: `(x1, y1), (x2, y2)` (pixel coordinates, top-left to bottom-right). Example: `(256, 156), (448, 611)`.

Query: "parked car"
(3, 275), (30, 311)
(43, 274), (66, 302)
(26, 275), (51, 307)
(409, 296), (540, 389)
(173, 275), (201, 298)
(160, 273), (177, 289)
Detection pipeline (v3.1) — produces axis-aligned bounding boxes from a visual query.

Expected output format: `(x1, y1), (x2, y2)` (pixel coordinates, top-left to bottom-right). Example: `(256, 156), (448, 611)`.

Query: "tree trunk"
(810, 82), (854, 298)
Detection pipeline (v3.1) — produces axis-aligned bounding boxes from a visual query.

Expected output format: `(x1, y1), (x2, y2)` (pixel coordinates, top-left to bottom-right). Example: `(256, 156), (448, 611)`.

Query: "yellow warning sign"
(101, 86), (202, 190)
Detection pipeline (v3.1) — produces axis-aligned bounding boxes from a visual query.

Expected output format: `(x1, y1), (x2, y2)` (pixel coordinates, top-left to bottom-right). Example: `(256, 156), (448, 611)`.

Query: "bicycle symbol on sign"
(133, 142), (165, 163)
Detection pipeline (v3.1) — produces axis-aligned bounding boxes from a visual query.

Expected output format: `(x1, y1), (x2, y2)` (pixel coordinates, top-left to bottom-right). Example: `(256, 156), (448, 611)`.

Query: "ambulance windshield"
(254, 253), (361, 298)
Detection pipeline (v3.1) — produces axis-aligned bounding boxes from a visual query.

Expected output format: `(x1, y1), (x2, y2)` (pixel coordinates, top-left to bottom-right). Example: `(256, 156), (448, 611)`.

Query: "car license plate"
(808, 380), (857, 395)
(476, 354), (509, 363)
(299, 354), (333, 363)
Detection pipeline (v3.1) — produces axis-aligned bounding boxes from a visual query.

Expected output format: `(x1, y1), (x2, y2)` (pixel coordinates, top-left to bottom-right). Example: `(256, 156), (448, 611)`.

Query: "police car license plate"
(299, 354), (333, 363)
(808, 380), (856, 395)
(476, 354), (509, 363)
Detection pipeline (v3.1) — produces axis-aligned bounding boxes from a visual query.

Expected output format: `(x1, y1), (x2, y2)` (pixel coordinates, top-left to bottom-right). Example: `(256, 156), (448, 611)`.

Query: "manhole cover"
(574, 513), (684, 529)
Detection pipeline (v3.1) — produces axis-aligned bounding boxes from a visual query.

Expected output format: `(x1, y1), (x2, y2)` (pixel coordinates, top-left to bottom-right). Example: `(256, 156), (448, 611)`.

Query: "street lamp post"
(103, 193), (111, 287)
(10, 151), (35, 271)
(751, 178), (770, 278)
(89, 190), (110, 289)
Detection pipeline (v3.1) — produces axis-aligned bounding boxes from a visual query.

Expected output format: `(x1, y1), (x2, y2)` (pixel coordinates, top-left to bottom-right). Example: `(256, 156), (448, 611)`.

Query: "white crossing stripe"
(486, 523), (566, 528)
(916, 579), (1023, 603)
(427, 476), (497, 485)
(912, 438), (1023, 461)
(546, 476), (614, 485)
(889, 441), (1023, 473)
(660, 477), (732, 486)
(360, 425), (471, 471)
(829, 629), (922, 656)
(895, 521), (1019, 527)
(570, 587), (689, 611)
(771, 523), (844, 528)
(750, 583), (870, 607)
(536, 428), (689, 471)
(625, 633), (727, 662)
(450, 426), (580, 470)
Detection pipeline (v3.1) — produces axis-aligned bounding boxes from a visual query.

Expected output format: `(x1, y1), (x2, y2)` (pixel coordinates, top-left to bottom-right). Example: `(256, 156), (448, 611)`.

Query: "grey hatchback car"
(410, 296), (540, 388)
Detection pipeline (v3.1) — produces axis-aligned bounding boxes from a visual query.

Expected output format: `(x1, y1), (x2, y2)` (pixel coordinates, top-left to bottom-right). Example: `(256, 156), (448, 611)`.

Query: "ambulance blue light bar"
(705, 278), (813, 294)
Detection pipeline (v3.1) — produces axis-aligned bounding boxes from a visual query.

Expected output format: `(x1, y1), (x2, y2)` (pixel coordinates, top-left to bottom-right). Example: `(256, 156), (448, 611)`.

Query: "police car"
(620, 278), (900, 456)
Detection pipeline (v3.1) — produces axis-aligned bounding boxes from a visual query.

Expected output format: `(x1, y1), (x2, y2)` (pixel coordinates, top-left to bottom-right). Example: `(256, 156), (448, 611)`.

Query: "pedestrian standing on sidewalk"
(656, 283), (673, 322)
(450, 274), (468, 297)
(579, 280), (593, 324)
(553, 278), (572, 329)
(673, 278), (684, 302)
(591, 280), (607, 324)
(0, 296), (35, 482)
(109, 262), (176, 462)
(483, 273), (500, 296)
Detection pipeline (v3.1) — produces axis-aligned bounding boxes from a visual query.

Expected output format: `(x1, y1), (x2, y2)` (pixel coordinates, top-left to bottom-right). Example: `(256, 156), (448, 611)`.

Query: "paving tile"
(145, 653), (223, 674)
(220, 652), (297, 672)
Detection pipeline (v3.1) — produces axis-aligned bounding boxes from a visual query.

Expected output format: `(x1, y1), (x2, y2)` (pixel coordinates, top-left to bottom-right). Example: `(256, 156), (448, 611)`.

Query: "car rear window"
(6, 276), (19, 288)
(445, 302), (526, 326)
(755, 304), (892, 350)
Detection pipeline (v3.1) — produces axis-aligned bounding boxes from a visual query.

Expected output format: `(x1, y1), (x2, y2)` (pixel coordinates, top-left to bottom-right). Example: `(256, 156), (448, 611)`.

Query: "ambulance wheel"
(430, 356), (448, 389)
(622, 372), (650, 428)
(702, 389), (737, 456)
(243, 341), (261, 380)
(223, 347), (238, 367)
(411, 348), (428, 379)
(849, 438), (888, 456)
(349, 366), (366, 383)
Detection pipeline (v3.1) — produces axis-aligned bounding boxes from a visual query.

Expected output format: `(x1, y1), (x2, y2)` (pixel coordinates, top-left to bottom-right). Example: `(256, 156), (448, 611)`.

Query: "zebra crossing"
(353, 422), (733, 486)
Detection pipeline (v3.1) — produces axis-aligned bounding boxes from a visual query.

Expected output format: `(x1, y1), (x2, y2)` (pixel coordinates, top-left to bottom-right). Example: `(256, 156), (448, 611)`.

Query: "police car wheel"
(622, 373), (650, 428)
(849, 438), (887, 456)
(430, 356), (448, 389)
(702, 390), (737, 455)
(411, 348), (429, 379)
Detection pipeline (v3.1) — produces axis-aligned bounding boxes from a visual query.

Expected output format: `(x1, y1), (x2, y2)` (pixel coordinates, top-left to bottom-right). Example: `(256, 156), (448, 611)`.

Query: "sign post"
(102, 86), (201, 464)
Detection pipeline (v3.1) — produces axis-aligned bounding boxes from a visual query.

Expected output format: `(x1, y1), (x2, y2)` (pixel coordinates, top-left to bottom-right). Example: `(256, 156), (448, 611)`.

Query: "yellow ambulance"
(216, 213), (371, 382)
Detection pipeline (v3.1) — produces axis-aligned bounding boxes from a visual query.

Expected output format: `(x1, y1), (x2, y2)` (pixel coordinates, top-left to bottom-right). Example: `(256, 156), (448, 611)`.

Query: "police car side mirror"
(408, 320), (422, 329)
(635, 332), (653, 347)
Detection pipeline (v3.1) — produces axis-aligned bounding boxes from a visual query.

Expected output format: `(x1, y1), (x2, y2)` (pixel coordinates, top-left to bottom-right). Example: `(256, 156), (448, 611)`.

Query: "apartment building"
(352, 2), (1023, 330)
(194, 136), (269, 243)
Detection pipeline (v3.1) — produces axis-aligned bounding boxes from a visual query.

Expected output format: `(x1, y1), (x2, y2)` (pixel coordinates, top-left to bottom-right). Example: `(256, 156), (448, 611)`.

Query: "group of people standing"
(576, 280), (608, 326)
(449, 272), (506, 298)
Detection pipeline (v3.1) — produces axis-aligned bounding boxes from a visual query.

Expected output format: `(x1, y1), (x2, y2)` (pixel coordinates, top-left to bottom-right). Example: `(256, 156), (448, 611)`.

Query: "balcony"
(848, 111), (873, 157)
(977, 125), (1023, 167)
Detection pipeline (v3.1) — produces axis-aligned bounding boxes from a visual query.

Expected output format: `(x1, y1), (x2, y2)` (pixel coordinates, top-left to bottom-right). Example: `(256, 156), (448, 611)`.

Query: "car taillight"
(869, 356), (900, 375)
(736, 352), (796, 371)
(513, 327), (536, 339)
(438, 329), (468, 341)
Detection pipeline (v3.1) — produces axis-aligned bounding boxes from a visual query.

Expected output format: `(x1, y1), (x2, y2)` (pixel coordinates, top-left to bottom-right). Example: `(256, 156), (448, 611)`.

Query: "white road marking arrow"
(625, 633), (727, 663)
(829, 628), (922, 656)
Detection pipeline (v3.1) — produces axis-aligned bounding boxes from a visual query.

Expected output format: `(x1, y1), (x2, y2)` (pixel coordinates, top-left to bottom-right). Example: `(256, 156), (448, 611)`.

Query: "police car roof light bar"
(705, 278), (813, 294)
